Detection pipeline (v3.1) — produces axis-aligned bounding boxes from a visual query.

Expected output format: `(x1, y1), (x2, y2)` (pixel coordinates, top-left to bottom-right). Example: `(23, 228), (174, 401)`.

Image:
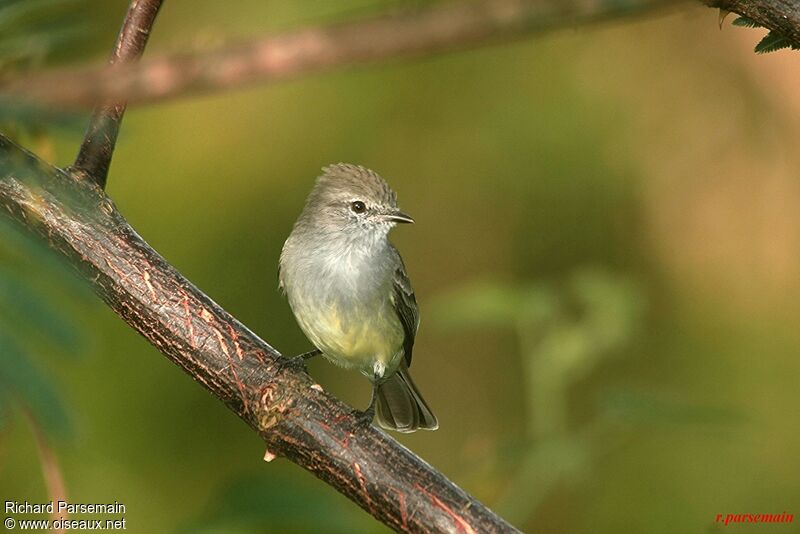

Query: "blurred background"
(2, 1), (799, 532)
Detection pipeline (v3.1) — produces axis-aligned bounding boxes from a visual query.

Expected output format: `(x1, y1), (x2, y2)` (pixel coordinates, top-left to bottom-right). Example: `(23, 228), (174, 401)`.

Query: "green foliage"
(0, 330), (71, 437)
(0, 396), (11, 432)
(0, 0), (104, 142)
(731, 16), (759, 29)
(184, 473), (378, 534)
(600, 388), (745, 426)
(430, 267), (643, 363)
(431, 269), (741, 525)
(0, 266), (84, 354)
(0, 97), (82, 131)
(754, 31), (799, 54)
(731, 16), (800, 54)
(0, 218), (93, 299)
(0, 219), (90, 440)
(431, 269), (645, 523)
(0, 0), (97, 72)
(431, 279), (555, 330)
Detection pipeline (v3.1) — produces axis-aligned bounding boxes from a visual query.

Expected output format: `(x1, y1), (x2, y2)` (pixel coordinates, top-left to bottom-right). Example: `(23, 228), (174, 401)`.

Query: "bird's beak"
(385, 210), (414, 224)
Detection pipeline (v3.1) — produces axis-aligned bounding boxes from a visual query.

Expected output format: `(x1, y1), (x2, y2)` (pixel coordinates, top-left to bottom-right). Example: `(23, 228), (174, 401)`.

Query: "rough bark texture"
(71, 0), (163, 188)
(0, 134), (519, 533)
(0, 0), (680, 109)
(704, 0), (800, 45)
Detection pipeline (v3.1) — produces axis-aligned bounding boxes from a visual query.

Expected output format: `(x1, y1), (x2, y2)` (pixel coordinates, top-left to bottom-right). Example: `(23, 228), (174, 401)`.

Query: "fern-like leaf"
(732, 16), (760, 28)
(730, 17), (800, 55)
(754, 30), (798, 54)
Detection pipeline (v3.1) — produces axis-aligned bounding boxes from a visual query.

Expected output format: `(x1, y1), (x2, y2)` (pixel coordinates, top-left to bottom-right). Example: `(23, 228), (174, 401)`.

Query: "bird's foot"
(354, 406), (376, 428)
(353, 380), (379, 429)
(274, 349), (322, 374)
(274, 355), (308, 373)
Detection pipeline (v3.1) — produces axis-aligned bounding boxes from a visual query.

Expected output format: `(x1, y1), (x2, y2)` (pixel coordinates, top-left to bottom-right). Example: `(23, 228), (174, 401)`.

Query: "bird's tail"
(375, 364), (438, 433)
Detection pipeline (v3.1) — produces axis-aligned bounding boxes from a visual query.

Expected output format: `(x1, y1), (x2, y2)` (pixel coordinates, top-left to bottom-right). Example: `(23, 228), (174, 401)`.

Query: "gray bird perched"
(279, 163), (438, 433)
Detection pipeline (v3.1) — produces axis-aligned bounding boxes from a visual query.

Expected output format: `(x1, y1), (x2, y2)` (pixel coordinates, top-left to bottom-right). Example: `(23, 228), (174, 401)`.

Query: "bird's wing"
(390, 247), (420, 367)
(278, 238), (290, 294)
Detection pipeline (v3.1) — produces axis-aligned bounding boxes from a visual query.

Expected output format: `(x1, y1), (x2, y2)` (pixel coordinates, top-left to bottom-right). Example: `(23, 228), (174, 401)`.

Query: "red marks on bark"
(199, 304), (248, 413)
(180, 293), (196, 348)
(390, 486), (409, 530)
(416, 483), (477, 534)
(317, 420), (352, 450)
(142, 270), (157, 300)
(104, 257), (129, 284)
(332, 413), (349, 424)
(318, 411), (354, 450)
(257, 383), (294, 430)
(353, 462), (375, 516)
(260, 384), (275, 407)
(219, 340), (247, 412)
(177, 294), (250, 409)
(253, 349), (269, 364)
(227, 324), (244, 360)
(213, 328), (231, 359)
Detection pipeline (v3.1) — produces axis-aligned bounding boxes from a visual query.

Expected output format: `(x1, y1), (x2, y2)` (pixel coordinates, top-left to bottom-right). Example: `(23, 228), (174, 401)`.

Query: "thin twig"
(2, 0), (680, 110)
(70, 0), (163, 188)
(0, 133), (520, 533)
(22, 409), (69, 533)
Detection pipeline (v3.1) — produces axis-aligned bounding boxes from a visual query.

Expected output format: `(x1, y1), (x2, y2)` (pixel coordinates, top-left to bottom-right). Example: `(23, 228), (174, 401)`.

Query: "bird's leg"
(298, 348), (323, 361)
(276, 348), (322, 373)
(355, 380), (379, 428)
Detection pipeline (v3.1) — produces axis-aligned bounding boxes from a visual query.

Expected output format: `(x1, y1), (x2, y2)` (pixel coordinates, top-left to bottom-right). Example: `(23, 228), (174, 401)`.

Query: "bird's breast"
(283, 246), (404, 373)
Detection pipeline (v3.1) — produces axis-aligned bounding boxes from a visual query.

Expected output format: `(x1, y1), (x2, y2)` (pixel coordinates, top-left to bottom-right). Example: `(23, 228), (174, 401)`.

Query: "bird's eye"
(351, 201), (366, 213)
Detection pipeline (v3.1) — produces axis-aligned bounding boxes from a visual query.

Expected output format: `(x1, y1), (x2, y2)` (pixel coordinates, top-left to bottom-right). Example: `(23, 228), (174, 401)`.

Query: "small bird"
(279, 163), (438, 433)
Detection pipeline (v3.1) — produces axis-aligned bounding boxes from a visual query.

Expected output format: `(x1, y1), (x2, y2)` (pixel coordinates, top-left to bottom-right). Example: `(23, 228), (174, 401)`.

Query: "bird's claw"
(354, 406), (376, 428)
(274, 355), (308, 374)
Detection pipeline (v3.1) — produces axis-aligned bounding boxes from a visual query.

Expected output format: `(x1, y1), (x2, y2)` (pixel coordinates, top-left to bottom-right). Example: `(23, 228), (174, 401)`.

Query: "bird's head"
(301, 163), (414, 239)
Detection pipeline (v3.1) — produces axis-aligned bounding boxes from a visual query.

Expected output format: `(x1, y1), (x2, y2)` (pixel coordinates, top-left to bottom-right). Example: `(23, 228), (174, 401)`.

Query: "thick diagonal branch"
(71, 0), (163, 188)
(1, 0), (679, 109)
(0, 134), (519, 533)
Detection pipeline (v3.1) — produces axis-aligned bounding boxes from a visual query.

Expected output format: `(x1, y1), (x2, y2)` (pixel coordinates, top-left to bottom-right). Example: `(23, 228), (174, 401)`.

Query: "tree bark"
(0, 134), (519, 533)
(704, 0), (800, 45)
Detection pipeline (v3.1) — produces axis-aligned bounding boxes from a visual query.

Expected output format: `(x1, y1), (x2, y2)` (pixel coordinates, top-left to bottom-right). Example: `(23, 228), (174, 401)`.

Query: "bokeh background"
(2, 1), (800, 532)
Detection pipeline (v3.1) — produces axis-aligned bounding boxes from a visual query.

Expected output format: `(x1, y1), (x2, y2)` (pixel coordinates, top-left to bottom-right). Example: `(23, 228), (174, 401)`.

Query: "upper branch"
(1, 0), (679, 109)
(71, 0), (163, 188)
(704, 0), (800, 45)
(0, 134), (519, 533)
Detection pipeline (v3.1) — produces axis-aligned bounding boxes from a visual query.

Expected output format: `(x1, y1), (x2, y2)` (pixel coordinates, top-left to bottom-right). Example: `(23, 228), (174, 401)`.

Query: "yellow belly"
(296, 302), (404, 373)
